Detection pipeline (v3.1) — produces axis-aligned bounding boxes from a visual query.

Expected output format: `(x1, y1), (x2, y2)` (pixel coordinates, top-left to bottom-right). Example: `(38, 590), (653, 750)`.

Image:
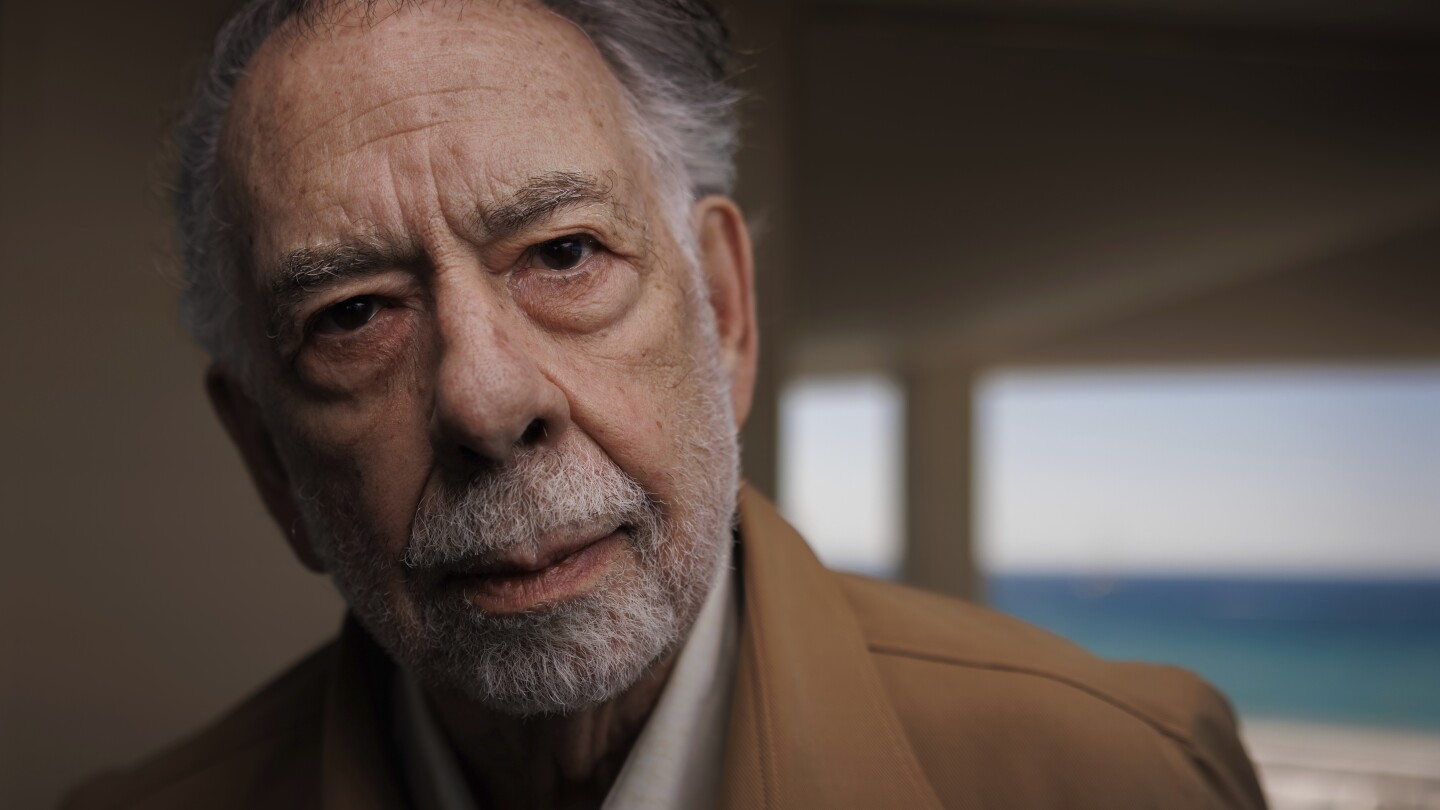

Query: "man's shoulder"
(62, 642), (334, 810)
(835, 573), (1266, 808)
(836, 571), (1214, 720)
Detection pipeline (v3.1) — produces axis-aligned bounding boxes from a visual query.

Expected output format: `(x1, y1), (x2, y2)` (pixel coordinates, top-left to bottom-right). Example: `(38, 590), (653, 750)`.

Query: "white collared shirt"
(396, 549), (739, 810)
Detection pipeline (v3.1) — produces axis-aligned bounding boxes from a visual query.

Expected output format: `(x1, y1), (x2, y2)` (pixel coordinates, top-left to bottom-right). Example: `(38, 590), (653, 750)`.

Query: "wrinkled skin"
(205, 2), (757, 807)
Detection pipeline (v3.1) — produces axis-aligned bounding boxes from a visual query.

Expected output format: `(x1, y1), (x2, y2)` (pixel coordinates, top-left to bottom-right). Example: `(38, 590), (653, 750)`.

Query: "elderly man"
(68, 0), (1265, 808)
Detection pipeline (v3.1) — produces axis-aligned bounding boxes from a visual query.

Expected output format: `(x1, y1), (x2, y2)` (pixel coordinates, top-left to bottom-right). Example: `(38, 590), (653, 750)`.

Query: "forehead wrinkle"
(230, 0), (639, 185)
(228, 0), (657, 305)
(293, 85), (506, 154)
(234, 3), (559, 161)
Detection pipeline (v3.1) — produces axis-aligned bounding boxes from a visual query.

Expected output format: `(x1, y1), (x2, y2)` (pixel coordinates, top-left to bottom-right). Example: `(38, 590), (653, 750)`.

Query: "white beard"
(292, 316), (740, 717)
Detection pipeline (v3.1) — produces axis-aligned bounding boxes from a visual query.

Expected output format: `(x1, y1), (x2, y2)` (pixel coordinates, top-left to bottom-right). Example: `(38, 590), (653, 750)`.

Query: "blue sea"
(985, 574), (1440, 731)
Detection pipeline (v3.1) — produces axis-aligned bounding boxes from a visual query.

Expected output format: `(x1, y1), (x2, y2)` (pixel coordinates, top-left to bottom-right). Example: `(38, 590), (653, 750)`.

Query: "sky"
(779, 367), (1440, 578)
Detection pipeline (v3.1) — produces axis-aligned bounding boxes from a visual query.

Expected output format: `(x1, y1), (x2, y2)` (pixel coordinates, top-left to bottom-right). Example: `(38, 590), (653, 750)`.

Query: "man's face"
(217, 2), (751, 714)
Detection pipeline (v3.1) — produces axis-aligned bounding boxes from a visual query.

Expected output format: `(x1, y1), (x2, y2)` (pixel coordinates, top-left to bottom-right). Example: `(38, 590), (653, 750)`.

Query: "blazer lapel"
(722, 485), (942, 810)
(320, 619), (410, 810)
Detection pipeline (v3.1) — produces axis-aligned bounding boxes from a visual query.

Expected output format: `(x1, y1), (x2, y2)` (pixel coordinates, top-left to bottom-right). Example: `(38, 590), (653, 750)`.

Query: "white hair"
(174, 0), (741, 385)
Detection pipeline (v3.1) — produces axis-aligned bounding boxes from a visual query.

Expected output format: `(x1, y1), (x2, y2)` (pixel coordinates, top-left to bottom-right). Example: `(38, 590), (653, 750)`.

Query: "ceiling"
(784, 8), (1440, 370)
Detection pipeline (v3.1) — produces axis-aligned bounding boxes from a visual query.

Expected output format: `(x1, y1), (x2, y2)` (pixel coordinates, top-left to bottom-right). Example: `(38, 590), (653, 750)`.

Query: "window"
(977, 367), (1440, 802)
(778, 374), (904, 578)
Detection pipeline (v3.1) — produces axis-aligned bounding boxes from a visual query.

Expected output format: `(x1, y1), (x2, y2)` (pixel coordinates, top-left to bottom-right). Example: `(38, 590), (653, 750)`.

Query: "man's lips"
(436, 527), (628, 616)
(445, 524), (623, 576)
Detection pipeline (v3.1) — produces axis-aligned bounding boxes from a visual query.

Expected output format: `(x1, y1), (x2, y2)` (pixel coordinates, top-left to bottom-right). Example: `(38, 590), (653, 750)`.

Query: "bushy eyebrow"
(264, 171), (620, 337)
(475, 170), (618, 241)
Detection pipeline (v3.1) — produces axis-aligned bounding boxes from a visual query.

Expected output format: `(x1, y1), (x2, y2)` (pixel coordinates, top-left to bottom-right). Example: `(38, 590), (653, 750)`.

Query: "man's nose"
(430, 293), (569, 466)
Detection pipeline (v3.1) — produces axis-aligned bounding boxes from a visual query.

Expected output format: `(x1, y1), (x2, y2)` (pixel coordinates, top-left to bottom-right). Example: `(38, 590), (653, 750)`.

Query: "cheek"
(562, 296), (724, 510)
(277, 385), (435, 553)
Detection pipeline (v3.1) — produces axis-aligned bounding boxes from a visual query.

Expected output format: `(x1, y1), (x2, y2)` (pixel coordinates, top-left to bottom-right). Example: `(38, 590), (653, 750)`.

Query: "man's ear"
(205, 366), (326, 573)
(693, 195), (759, 428)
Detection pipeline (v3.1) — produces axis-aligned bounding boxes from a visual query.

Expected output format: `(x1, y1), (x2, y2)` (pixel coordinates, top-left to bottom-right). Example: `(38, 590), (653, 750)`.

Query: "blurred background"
(3, 0), (1438, 807)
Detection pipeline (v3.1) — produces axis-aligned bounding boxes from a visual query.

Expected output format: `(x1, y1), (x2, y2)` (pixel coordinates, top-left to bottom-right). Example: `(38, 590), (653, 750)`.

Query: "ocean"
(985, 574), (1440, 731)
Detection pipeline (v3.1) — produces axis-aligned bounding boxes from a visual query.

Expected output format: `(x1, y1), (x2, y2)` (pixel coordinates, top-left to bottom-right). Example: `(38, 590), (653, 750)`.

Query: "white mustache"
(404, 441), (656, 571)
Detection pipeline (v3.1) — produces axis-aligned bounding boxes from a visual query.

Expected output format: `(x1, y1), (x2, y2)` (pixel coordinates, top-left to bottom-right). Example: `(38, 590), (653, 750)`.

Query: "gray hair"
(175, 0), (740, 381)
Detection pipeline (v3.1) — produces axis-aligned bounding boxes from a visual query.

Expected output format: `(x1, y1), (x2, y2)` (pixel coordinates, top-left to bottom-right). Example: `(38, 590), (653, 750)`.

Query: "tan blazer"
(67, 486), (1266, 808)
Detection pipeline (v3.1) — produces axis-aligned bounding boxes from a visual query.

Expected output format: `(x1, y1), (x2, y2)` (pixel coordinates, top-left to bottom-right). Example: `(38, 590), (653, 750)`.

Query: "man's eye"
(314, 296), (381, 334)
(531, 235), (598, 272)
